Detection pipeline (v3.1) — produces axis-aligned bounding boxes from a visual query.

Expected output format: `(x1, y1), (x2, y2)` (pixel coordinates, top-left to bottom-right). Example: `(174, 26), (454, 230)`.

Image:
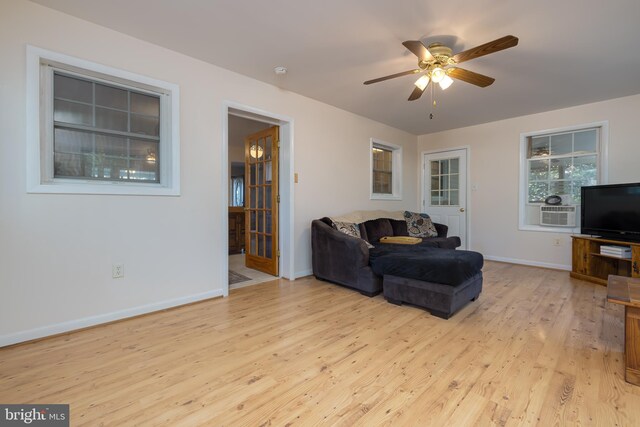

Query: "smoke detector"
(274, 66), (287, 75)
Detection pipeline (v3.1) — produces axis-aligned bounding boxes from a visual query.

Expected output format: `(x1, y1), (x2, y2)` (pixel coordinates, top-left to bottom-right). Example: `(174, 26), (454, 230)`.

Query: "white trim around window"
(518, 121), (609, 233)
(26, 45), (181, 196)
(370, 138), (402, 200)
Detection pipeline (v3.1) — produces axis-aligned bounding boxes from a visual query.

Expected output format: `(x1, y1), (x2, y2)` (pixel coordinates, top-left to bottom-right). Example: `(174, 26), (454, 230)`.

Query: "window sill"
(519, 225), (579, 234)
(28, 181), (180, 196)
(370, 193), (402, 201)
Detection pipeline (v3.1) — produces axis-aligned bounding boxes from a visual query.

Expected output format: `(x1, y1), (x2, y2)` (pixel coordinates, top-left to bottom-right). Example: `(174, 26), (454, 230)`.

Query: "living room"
(2, 0), (640, 424)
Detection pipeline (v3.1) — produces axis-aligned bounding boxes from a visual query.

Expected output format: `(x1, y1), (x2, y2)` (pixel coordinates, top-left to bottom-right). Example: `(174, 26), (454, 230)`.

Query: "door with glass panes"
(423, 149), (468, 249)
(244, 126), (279, 276)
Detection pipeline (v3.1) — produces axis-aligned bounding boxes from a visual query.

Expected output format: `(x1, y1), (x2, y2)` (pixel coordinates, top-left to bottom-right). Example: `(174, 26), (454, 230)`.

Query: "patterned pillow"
(332, 221), (375, 248)
(332, 221), (360, 237)
(403, 211), (438, 238)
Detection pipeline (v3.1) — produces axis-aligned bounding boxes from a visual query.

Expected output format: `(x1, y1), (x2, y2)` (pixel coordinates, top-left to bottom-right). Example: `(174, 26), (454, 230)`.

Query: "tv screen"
(581, 183), (640, 241)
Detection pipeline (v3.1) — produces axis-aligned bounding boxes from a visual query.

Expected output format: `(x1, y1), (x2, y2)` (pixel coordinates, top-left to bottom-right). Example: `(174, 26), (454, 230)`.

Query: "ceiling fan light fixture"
(430, 67), (445, 83)
(250, 144), (264, 159)
(145, 149), (157, 164)
(439, 75), (454, 90)
(414, 75), (430, 91)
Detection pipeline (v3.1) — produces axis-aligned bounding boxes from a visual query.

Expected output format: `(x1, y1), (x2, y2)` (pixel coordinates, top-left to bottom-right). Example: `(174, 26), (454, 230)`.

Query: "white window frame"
(370, 138), (402, 200)
(26, 45), (180, 196)
(518, 121), (608, 233)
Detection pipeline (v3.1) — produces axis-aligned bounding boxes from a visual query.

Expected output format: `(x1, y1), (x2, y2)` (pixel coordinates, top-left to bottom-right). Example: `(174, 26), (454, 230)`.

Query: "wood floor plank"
(1, 262), (640, 426)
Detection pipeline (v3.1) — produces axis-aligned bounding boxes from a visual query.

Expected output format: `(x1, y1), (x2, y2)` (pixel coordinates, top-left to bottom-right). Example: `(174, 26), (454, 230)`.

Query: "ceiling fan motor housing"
(427, 43), (453, 59)
(419, 43), (456, 72)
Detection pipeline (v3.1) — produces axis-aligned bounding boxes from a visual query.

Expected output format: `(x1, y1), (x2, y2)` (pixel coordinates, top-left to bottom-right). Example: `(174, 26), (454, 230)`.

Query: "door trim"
(420, 146), (471, 249)
(221, 101), (295, 297)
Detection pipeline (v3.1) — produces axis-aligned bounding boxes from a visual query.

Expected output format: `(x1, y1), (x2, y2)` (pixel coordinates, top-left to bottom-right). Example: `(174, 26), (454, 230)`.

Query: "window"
(372, 146), (392, 194)
(430, 157), (460, 206)
(52, 72), (161, 183)
(27, 46), (180, 195)
(370, 138), (402, 200)
(230, 176), (244, 207)
(519, 123), (608, 231)
(527, 129), (599, 204)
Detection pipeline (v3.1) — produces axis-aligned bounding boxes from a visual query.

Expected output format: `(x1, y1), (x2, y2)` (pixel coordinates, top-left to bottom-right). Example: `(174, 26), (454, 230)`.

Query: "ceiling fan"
(364, 35), (519, 101)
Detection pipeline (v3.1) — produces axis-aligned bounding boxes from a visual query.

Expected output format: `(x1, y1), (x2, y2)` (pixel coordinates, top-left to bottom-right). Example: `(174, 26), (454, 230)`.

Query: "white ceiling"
(31, 0), (640, 135)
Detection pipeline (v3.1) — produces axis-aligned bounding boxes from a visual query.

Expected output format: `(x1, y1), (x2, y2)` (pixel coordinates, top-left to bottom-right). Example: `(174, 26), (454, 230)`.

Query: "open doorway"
(227, 116), (274, 289)
(222, 103), (294, 295)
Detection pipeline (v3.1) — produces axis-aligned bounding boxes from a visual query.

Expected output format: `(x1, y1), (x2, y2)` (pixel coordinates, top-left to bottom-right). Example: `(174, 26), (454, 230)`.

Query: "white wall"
(0, 0), (418, 344)
(417, 94), (640, 269)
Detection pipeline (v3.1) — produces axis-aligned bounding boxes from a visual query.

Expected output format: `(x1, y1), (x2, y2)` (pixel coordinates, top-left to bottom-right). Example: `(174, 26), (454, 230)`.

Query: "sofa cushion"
(369, 244), (431, 260)
(428, 236), (461, 249)
(404, 211), (438, 238)
(358, 223), (368, 242)
(434, 222), (448, 238)
(370, 236), (460, 252)
(362, 218), (394, 243)
(389, 219), (409, 236)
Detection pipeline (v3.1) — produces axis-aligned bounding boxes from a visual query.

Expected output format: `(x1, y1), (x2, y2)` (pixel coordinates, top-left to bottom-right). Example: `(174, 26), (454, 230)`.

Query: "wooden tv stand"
(571, 235), (640, 286)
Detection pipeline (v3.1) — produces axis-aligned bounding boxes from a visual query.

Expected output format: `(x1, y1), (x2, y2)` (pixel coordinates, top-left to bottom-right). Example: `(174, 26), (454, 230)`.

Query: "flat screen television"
(581, 183), (640, 242)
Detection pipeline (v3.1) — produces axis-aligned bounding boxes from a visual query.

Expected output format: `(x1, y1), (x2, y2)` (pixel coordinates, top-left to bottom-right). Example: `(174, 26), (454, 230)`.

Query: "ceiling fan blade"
(363, 69), (421, 85)
(402, 40), (435, 62)
(452, 35), (519, 64)
(448, 68), (495, 87)
(408, 84), (427, 101)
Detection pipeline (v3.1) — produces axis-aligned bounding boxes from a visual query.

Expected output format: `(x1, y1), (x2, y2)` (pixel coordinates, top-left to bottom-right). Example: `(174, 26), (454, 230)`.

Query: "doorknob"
(459, 208), (465, 213)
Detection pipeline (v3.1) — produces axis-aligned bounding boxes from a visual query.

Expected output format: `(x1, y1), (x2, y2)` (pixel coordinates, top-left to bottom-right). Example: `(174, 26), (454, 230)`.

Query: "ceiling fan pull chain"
(430, 81), (435, 119)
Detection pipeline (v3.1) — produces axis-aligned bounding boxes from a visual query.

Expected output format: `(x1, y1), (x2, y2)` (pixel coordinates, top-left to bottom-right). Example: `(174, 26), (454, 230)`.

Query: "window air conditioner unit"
(540, 205), (577, 227)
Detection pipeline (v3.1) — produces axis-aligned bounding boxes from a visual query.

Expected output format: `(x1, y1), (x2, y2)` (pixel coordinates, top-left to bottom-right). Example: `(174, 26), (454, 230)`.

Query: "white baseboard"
(484, 255), (571, 271)
(294, 269), (313, 279)
(0, 289), (224, 347)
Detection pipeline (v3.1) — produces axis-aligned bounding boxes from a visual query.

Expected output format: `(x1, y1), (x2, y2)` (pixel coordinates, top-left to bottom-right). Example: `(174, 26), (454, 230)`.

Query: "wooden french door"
(244, 126), (279, 276)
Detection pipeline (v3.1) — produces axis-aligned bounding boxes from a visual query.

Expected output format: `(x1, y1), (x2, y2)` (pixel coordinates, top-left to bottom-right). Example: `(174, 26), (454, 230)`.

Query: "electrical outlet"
(552, 238), (562, 247)
(112, 264), (124, 279)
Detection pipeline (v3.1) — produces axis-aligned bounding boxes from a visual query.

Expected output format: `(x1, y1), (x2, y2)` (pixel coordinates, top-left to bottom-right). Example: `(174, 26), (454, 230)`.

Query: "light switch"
(294, 173), (299, 183)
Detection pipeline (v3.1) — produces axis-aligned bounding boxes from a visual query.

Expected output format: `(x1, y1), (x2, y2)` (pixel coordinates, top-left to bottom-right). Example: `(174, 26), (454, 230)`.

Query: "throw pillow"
(403, 211), (438, 238)
(332, 221), (360, 237)
(332, 221), (374, 248)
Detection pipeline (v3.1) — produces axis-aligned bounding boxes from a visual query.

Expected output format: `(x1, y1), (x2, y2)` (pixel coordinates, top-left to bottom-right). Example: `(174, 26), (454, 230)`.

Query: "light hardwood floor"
(1, 261), (639, 426)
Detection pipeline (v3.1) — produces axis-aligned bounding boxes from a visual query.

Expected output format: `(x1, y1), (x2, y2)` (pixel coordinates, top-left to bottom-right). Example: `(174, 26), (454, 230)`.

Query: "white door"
(423, 149), (468, 249)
